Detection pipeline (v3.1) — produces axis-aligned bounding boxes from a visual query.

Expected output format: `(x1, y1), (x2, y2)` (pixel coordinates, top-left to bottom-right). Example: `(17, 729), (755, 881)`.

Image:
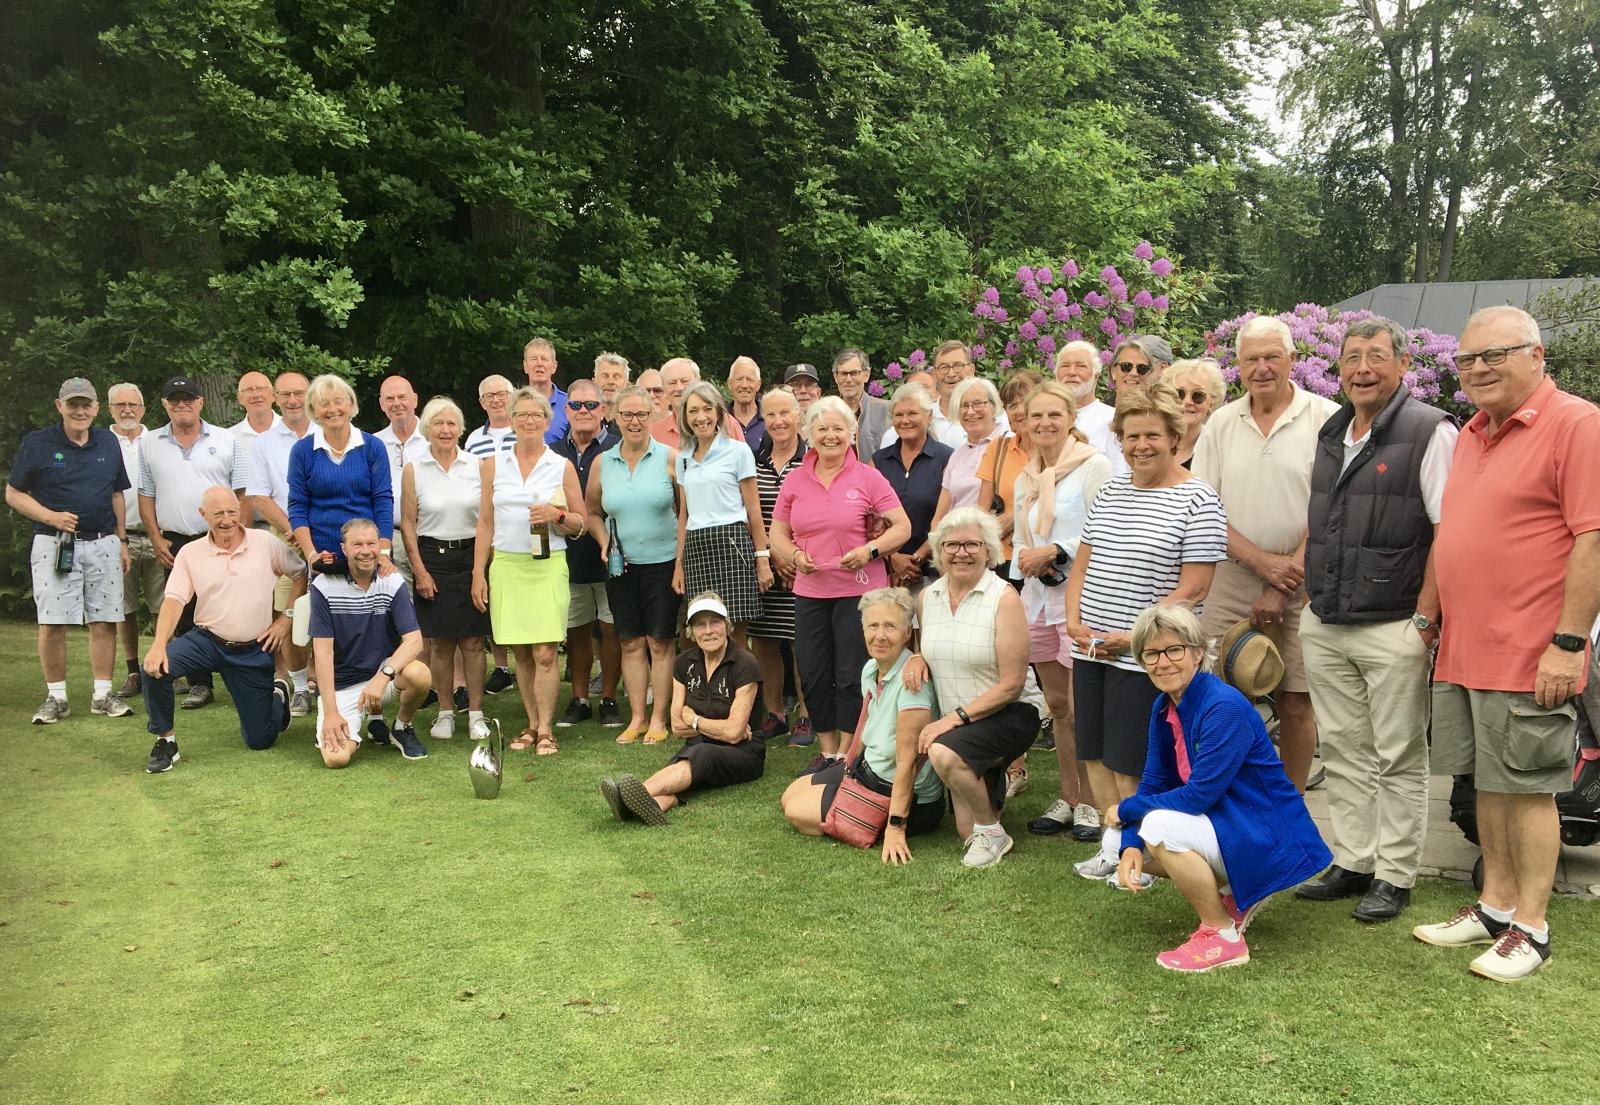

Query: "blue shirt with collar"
(9, 423), (130, 536)
(543, 384), (569, 445)
(872, 435), (953, 552)
(550, 425), (618, 583)
(287, 425), (394, 555)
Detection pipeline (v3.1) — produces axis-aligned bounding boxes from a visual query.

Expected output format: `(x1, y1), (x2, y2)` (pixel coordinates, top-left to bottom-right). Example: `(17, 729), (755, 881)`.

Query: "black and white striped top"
(1074, 475), (1228, 672)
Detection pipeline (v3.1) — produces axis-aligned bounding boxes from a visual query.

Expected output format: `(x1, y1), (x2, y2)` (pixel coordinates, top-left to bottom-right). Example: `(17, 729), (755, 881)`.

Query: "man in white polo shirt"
(229, 371), (281, 444)
(138, 376), (245, 710)
(464, 372), (517, 693)
(108, 382), (167, 700)
(373, 374), (428, 586)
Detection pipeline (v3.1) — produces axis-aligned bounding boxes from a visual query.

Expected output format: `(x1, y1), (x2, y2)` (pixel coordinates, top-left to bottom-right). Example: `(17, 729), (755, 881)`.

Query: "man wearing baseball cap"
(6, 379), (135, 723)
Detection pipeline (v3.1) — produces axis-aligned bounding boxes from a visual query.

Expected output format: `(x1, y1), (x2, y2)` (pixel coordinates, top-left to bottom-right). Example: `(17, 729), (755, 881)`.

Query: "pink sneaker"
(1156, 925), (1251, 973)
(1220, 892), (1267, 935)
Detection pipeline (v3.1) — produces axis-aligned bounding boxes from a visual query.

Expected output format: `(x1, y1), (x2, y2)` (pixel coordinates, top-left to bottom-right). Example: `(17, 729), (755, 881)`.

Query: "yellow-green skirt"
(489, 551), (570, 645)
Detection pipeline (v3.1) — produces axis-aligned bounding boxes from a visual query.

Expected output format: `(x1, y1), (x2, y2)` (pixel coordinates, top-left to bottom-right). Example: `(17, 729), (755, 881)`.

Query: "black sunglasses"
(566, 399), (603, 412)
(1173, 388), (1208, 403)
(1113, 361), (1152, 376)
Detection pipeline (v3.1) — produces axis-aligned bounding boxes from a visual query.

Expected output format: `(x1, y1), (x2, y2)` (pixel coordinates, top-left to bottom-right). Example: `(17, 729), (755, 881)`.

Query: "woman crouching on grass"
(780, 587), (945, 862)
(1105, 604), (1331, 973)
(600, 592), (764, 826)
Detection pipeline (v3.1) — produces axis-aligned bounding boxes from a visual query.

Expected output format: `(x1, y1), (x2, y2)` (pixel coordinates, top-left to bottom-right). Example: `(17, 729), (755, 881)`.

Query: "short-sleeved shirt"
(1435, 376), (1600, 693)
(113, 427), (147, 531)
(164, 528), (306, 642)
(651, 411), (744, 450)
(1191, 383), (1339, 554)
(1076, 399), (1118, 461)
(979, 432), (1030, 556)
(246, 420), (308, 515)
(374, 424), (430, 525)
(1341, 419), (1459, 523)
(872, 436), (953, 552)
(942, 425), (1003, 510)
(772, 450), (902, 599)
(230, 412), (281, 445)
(138, 421), (243, 535)
(677, 434), (757, 531)
(598, 440), (678, 566)
(550, 428), (619, 583)
(542, 384), (569, 445)
(9, 424), (130, 536)
(1075, 476), (1229, 671)
(672, 643), (762, 722)
(465, 422), (515, 459)
(309, 571), (420, 690)
(859, 650), (943, 803)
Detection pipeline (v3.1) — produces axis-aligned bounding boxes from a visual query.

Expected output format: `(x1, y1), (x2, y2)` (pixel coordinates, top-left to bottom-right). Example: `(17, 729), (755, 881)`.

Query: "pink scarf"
(1013, 439), (1100, 548)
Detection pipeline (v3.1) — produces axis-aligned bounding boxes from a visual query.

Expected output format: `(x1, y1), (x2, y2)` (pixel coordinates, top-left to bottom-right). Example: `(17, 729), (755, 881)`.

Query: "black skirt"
(415, 536), (491, 639)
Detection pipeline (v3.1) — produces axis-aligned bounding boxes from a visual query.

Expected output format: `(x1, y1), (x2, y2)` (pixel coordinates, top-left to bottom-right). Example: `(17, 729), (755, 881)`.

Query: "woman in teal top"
(781, 586), (945, 863)
(586, 385), (681, 744)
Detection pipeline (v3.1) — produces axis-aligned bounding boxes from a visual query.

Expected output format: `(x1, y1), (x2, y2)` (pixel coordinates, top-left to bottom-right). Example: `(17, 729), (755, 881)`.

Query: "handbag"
(820, 688), (920, 848)
(988, 432), (1011, 515)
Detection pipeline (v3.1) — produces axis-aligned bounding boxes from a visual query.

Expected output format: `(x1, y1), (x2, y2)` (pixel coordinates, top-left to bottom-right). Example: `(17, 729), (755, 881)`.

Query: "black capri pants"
(1072, 658), (1160, 778)
(793, 594), (869, 734)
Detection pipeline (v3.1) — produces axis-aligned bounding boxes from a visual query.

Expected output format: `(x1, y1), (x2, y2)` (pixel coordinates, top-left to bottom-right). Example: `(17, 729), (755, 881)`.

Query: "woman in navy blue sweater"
(288, 375), (395, 574)
(1105, 604), (1331, 973)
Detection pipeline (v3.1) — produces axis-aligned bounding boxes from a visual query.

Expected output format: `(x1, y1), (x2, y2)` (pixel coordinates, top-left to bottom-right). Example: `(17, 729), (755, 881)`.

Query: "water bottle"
(54, 531), (75, 574)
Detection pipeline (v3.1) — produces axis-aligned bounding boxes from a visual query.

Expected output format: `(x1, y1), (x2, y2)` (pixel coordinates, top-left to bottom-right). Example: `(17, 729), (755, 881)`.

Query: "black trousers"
(793, 595), (869, 734)
(160, 531), (213, 688)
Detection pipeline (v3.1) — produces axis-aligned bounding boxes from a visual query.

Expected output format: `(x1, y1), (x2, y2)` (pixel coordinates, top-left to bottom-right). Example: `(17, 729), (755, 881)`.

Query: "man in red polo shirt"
(1413, 306), (1600, 982)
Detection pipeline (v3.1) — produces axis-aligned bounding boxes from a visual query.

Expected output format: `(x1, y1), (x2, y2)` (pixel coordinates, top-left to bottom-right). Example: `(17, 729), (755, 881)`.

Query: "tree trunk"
(1437, 182), (1462, 281)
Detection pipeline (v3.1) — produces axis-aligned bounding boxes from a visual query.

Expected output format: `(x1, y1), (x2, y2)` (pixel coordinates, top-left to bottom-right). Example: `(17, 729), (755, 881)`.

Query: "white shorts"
(31, 533), (123, 625)
(315, 680), (398, 747)
(566, 580), (612, 628)
(1105, 809), (1228, 885)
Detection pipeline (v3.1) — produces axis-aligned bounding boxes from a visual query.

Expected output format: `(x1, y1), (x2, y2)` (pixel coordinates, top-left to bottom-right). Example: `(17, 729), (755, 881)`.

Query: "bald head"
(379, 374), (418, 430)
(198, 485), (243, 538)
(237, 371), (274, 417)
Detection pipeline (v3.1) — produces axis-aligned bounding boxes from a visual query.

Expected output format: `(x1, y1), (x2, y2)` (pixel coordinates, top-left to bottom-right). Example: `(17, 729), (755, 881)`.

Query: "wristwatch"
(690, 714), (701, 731)
(867, 543), (880, 560)
(955, 706), (972, 726)
(888, 814), (908, 829)
(1552, 633), (1587, 653)
(380, 662), (396, 679)
(1410, 613), (1436, 632)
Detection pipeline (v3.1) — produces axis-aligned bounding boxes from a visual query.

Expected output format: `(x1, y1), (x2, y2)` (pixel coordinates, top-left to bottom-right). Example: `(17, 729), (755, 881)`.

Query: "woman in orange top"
(977, 371), (1043, 583)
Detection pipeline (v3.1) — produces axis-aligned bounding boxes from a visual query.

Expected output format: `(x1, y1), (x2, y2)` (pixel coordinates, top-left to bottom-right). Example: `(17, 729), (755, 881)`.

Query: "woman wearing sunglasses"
(1165, 358), (1227, 469)
(1102, 604), (1330, 972)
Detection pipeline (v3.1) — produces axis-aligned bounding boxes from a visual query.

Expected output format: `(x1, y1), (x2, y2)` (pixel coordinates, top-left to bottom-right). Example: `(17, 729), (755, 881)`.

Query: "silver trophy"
(468, 718), (504, 799)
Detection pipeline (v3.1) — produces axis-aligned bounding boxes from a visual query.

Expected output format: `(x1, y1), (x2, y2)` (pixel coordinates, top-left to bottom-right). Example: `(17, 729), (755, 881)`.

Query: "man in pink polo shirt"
(1413, 306), (1600, 982)
(142, 485), (308, 774)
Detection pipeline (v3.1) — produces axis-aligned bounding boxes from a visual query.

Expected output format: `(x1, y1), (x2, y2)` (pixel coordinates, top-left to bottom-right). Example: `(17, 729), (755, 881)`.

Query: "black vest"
(1306, 385), (1450, 624)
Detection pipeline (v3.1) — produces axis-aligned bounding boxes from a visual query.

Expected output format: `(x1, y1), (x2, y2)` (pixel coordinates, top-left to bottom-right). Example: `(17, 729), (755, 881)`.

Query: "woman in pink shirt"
(770, 397), (912, 761)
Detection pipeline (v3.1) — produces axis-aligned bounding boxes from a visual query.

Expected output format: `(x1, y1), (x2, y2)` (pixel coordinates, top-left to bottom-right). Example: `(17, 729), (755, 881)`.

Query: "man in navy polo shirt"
(6, 378), (135, 724)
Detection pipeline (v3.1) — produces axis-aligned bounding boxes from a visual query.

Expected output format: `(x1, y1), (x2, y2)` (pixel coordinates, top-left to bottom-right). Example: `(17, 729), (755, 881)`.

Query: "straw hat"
(1213, 620), (1285, 699)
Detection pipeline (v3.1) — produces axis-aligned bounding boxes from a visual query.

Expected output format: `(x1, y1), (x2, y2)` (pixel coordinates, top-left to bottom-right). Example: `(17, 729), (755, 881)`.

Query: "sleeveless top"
(920, 568), (1006, 715)
(599, 441), (678, 566)
(491, 446), (568, 555)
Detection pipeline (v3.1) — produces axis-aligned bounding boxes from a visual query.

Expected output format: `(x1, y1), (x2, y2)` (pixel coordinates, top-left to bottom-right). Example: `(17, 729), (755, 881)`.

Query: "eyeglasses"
(479, 390), (509, 401)
(1453, 343), (1532, 371)
(644, 386), (664, 395)
(940, 539), (984, 555)
(165, 396), (200, 406)
(1139, 644), (1195, 666)
(511, 409), (547, 421)
(567, 399), (602, 412)
(1173, 388), (1209, 403)
(1113, 362), (1152, 376)
(110, 401), (143, 409)
(616, 410), (652, 422)
(1338, 350), (1395, 369)
(937, 360), (974, 372)
(959, 399), (994, 412)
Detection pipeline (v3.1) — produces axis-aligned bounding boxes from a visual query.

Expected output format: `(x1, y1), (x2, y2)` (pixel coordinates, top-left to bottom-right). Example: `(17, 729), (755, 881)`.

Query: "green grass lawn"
(1, 620), (1594, 1105)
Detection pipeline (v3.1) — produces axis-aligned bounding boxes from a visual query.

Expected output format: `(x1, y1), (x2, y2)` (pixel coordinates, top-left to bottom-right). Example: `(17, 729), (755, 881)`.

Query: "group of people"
(10, 305), (1597, 982)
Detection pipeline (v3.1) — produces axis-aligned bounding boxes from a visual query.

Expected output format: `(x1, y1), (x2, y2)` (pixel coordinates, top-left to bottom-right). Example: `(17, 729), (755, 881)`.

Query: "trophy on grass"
(468, 717), (505, 799)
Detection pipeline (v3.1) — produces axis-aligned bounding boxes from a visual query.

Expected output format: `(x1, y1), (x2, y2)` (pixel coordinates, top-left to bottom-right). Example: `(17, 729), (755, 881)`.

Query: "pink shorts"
(1028, 619), (1073, 668)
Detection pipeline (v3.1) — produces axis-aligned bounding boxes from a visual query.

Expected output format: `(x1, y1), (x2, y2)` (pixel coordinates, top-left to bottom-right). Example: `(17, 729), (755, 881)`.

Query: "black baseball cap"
(783, 363), (820, 385)
(162, 376), (202, 399)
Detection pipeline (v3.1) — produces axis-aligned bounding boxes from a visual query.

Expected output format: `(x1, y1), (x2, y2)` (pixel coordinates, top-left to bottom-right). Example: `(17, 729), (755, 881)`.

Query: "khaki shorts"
(1431, 682), (1577, 795)
(567, 580), (612, 629)
(123, 533), (166, 618)
(1200, 560), (1308, 693)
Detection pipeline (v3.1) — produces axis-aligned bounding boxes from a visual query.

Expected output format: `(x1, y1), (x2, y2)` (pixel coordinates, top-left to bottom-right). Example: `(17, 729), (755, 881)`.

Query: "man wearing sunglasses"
(524, 337), (568, 444)
(550, 379), (624, 727)
(374, 375), (428, 588)
(1416, 305), (1600, 982)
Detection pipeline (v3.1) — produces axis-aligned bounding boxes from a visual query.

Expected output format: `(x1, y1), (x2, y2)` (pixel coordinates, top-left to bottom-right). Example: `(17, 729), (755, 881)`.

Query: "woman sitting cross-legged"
(1104, 604), (1332, 973)
(601, 592), (765, 826)
(780, 587), (945, 863)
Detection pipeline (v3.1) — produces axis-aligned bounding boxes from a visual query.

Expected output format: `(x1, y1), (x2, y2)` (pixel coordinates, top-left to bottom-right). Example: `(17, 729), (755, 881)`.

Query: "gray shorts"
(1431, 682), (1577, 795)
(32, 533), (123, 625)
(123, 533), (166, 618)
(567, 580), (612, 628)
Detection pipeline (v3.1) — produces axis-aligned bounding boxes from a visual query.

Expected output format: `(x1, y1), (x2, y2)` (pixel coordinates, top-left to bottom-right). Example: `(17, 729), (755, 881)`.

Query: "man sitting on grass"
(311, 518), (432, 767)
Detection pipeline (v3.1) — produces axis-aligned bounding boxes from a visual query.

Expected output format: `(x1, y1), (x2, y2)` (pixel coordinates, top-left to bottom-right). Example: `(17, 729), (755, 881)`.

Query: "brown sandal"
(535, 733), (559, 756)
(509, 730), (536, 752)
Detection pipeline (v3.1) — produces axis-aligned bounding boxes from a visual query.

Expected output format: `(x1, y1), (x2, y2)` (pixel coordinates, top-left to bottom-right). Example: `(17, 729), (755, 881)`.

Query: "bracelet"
(754, 550), (770, 559)
(955, 706), (972, 726)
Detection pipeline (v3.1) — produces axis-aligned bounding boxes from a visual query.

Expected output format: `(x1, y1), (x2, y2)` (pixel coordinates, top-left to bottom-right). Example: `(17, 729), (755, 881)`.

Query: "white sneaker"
(961, 830), (1014, 869)
(1107, 871), (1155, 891)
(1469, 927), (1551, 982)
(430, 713), (456, 740)
(468, 716), (491, 741)
(92, 694), (134, 718)
(1074, 851), (1119, 880)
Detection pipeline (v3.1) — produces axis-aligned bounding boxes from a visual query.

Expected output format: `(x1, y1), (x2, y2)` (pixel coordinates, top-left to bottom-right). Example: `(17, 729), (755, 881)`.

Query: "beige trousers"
(1299, 608), (1432, 886)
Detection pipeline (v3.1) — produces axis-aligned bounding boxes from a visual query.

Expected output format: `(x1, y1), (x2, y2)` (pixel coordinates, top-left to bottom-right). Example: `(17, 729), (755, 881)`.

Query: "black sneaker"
(421, 689), (439, 709)
(759, 711), (790, 741)
(484, 666), (514, 695)
(558, 699), (593, 727)
(597, 698), (623, 727)
(1033, 717), (1056, 751)
(787, 717), (816, 747)
(366, 717), (392, 747)
(146, 737), (179, 774)
(272, 678), (291, 733)
(453, 686), (469, 711)
(391, 723), (428, 760)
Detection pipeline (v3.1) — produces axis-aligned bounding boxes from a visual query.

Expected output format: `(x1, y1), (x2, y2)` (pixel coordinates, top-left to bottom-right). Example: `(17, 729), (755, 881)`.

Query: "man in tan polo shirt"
(1192, 315), (1340, 791)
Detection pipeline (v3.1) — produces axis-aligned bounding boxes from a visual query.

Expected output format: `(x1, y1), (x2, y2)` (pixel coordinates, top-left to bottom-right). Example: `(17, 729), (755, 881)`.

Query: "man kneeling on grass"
(600, 592), (764, 825)
(311, 518), (432, 767)
(1104, 605), (1331, 973)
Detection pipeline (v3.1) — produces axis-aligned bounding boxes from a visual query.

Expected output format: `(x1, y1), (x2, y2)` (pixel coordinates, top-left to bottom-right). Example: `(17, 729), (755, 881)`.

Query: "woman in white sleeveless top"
(907, 506), (1036, 870)
(471, 388), (585, 754)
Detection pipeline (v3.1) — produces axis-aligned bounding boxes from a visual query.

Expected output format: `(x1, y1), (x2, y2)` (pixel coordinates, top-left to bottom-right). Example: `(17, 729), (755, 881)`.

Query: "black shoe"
(484, 667), (514, 695)
(146, 737), (179, 774)
(1353, 879), (1411, 923)
(758, 711), (790, 741)
(453, 686), (469, 711)
(597, 698), (623, 727)
(1027, 798), (1075, 836)
(422, 689), (439, 709)
(616, 773), (668, 827)
(180, 683), (214, 710)
(1032, 717), (1056, 751)
(391, 723), (428, 760)
(1294, 865), (1374, 901)
(366, 717), (392, 747)
(272, 678), (291, 733)
(796, 752), (836, 778)
(558, 698), (592, 727)
(787, 718), (815, 747)
(600, 776), (632, 822)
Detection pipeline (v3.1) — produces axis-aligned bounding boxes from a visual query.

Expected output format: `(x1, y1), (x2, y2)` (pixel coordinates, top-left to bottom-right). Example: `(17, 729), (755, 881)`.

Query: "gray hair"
(611, 385), (655, 416)
(1055, 340), (1103, 377)
(676, 380), (732, 444)
(509, 386), (552, 424)
(1129, 603), (1216, 667)
(660, 356), (701, 383)
(833, 347), (871, 374)
(804, 394), (858, 437)
(760, 386), (798, 414)
(858, 586), (915, 629)
(889, 381), (936, 415)
(306, 374), (359, 419)
(108, 382), (144, 403)
(1114, 335), (1175, 369)
(523, 337), (555, 357)
(949, 376), (1001, 420)
(1463, 305), (1542, 348)
(419, 396), (465, 436)
(339, 516), (380, 542)
(1235, 316), (1294, 359)
(929, 506), (1004, 573)
(1167, 358), (1227, 408)
(478, 373), (514, 397)
(594, 351), (630, 376)
(566, 377), (600, 401)
(1339, 316), (1408, 361)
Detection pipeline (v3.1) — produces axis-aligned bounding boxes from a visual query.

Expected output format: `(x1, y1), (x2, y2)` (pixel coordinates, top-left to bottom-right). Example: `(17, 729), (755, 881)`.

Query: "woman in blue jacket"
(1105, 604), (1331, 973)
